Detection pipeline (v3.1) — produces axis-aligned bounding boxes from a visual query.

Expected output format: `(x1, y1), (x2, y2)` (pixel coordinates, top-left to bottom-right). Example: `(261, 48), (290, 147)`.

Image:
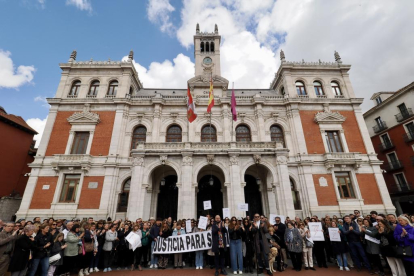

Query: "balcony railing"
(383, 160), (404, 172)
(378, 141), (395, 152)
(373, 122), (388, 133)
(403, 131), (414, 143)
(395, 108), (414, 122)
(67, 94), (78, 98)
(388, 182), (413, 194)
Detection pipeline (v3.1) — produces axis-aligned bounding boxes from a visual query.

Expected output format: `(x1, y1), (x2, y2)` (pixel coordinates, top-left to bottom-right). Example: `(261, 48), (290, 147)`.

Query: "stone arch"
(240, 159), (276, 188)
(235, 118), (258, 132)
(193, 160), (230, 186)
(293, 77), (309, 86)
(160, 119), (188, 138)
(264, 117), (290, 133)
(126, 118), (153, 134)
(311, 77), (326, 86)
(195, 117), (223, 133)
(116, 170), (132, 194)
(86, 77), (102, 86)
(143, 159), (181, 186)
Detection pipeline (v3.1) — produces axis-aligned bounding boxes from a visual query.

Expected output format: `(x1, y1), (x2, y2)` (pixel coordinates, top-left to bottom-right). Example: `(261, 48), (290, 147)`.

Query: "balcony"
(373, 122), (388, 133)
(403, 131), (414, 143)
(388, 182), (413, 194)
(383, 160), (404, 172)
(395, 108), (414, 122)
(378, 141), (395, 152)
(51, 154), (92, 173)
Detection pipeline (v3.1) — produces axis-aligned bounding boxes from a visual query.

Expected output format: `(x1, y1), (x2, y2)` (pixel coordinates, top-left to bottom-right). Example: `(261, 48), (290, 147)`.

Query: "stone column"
(276, 154), (295, 218)
(267, 184), (278, 215)
(297, 162), (317, 217)
(229, 153), (246, 217)
(151, 104), (161, 142)
(178, 153), (195, 218)
(254, 103), (265, 141)
(127, 155), (145, 220)
(222, 104), (231, 142)
(108, 106), (126, 156)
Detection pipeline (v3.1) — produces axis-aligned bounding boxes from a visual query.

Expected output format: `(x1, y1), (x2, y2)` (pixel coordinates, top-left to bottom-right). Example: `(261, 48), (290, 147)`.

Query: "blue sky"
(1, 0), (414, 144)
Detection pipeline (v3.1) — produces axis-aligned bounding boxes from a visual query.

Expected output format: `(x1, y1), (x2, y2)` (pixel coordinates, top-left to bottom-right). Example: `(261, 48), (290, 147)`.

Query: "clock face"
(203, 57), (212, 65)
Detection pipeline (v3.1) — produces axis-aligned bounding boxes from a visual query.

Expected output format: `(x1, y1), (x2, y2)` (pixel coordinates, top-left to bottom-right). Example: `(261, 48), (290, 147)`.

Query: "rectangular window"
(59, 175), (81, 202)
(375, 117), (384, 127)
(381, 134), (392, 147)
(395, 173), (408, 191)
(70, 132), (90, 154)
(325, 131), (344, 152)
(398, 103), (408, 115)
(335, 172), (355, 199)
(387, 152), (398, 164)
(375, 97), (382, 105)
(406, 122), (414, 134)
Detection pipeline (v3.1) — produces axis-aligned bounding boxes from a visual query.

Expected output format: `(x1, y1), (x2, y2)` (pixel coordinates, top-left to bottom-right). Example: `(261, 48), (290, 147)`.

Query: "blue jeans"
(230, 239), (243, 272)
(337, 253), (348, 268)
(151, 241), (158, 265)
(348, 242), (371, 270)
(90, 246), (102, 268)
(195, 251), (204, 267)
(28, 257), (49, 276)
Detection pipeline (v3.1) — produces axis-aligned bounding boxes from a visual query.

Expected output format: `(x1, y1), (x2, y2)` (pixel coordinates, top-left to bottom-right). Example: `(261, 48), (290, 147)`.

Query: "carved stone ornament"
(253, 154), (261, 164)
(229, 156), (238, 165)
(314, 111), (346, 125)
(132, 157), (144, 167)
(182, 156), (193, 166)
(319, 177), (328, 187)
(325, 162), (335, 171)
(160, 155), (168, 165)
(67, 104), (100, 125)
(207, 155), (215, 164)
(276, 155), (288, 165)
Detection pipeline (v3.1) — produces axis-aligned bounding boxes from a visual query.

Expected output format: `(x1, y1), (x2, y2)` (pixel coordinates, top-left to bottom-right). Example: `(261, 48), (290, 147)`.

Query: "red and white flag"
(187, 86), (197, 123)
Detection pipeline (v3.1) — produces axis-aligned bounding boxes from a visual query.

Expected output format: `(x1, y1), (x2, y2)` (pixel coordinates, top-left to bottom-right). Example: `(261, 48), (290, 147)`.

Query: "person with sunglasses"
(273, 216), (288, 268)
(228, 216), (243, 274)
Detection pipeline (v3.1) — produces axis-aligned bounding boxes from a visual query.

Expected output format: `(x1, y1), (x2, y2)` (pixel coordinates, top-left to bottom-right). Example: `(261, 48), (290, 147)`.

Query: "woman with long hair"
(27, 223), (54, 276)
(102, 224), (118, 272)
(157, 221), (172, 269)
(132, 223), (143, 271)
(47, 233), (66, 276)
(117, 223), (133, 270)
(284, 221), (303, 272)
(172, 220), (186, 269)
(361, 218), (384, 275)
(242, 218), (254, 273)
(78, 222), (94, 276)
(298, 222), (315, 270)
(228, 216), (243, 274)
(63, 224), (83, 276)
(330, 220), (349, 271)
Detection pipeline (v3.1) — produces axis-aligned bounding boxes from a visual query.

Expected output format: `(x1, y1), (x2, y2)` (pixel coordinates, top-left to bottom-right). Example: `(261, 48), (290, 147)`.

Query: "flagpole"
(210, 72), (213, 143)
(231, 82), (234, 142)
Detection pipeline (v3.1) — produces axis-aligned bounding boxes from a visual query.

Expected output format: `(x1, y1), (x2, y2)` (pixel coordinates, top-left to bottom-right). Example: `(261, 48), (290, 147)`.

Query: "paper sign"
(203, 200), (212, 210)
(198, 216), (208, 230)
(270, 214), (286, 225)
(238, 203), (248, 211)
(308, 222), (325, 241)
(125, 231), (141, 251)
(223, 208), (230, 219)
(62, 229), (69, 239)
(328, 228), (341, 242)
(186, 220), (192, 233)
(373, 222), (378, 226)
(365, 234), (380, 244)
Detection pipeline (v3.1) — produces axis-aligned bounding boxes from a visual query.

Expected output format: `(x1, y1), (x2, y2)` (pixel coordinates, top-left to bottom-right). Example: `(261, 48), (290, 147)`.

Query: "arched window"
(129, 86), (133, 95)
(69, 80), (81, 96)
(205, 41), (210, 52)
(211, 42), (215, 52)
(201, 125), (217, 142)
(166, 125), (182, 142)
(236, 125), (251, 142)
(107, 80), (118, 96)
(313, 81), (324, 96)
(117, 179), (130, 212)
(331, 81), (342, 96)
(290, 178), (301, 210)
(130, 126), (147, 151)
(295, 81), (306, 95)
(270, 125), (284, 146)
(88, 80), (99, 96)
(200, 42), (204, 53)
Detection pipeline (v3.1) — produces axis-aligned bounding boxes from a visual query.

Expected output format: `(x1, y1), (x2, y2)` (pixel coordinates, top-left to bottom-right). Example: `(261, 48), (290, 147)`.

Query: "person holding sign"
(172, 220), (186, 269)
(284, 222), (303, 272)
(157, 221), (172, 269)
(361, 219), (384, 275)
(211, 215), (228, 276)
(298, 222), (315, 270)
(329, 221), (350, 271)
(228, 216), (243, 274)
(342, 216), (372, 273)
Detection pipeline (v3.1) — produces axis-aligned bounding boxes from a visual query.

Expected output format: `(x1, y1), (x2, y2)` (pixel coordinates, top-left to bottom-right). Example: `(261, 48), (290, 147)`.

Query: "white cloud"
(37, 0), (46, 9)
(66, 0), (92, 12)
(34, 96), (47, 103)
(123, 54), (195, 88)
(147, 0), (175, 34)
(26, 116), (48, 148)
(0, 50), (36, 89)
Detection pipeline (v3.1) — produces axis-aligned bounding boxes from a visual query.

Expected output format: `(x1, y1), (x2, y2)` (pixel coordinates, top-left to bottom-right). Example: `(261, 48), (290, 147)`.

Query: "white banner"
(152, 231), (212, 254)
(328, 228), (341, 242)
(308, 222), (325, 241)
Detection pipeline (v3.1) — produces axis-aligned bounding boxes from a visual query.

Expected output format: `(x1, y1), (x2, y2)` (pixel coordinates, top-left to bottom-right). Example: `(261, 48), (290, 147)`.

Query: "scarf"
(286, 229), (294, 243)
(218, 225), (224, 248)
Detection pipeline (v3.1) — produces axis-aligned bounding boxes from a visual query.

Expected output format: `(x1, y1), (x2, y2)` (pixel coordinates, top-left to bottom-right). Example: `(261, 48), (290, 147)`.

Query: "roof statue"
(196, 23), (200, 34)
(280, 49), (285, 62)
(334, 51), (342, 63)
(215, 24), (218, 34)
(69, 50), (77, 62)
(128, 50), (134, 61)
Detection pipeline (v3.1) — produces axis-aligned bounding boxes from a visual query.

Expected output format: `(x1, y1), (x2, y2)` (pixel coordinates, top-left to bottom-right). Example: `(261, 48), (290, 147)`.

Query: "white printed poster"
(203, 200), (212, 210)
(198, 216), (208, 230)
(328, 228), (341, 242)
(186, 220), (192, 233)
(308, 222), (325, 241)
(125, 231), (141, 251)
(237, 203), (248, 211)
(222, 208), (230, 219)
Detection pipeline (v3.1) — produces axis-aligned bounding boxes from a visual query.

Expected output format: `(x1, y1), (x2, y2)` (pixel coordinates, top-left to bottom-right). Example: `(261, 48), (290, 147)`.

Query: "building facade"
(363, 83), (414, 214)
(17, 25), (394, 221)
(0, 106), (37, 220)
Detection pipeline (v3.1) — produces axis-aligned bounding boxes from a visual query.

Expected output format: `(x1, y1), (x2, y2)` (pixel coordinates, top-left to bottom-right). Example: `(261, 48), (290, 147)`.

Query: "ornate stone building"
(17, 25), (394, 220)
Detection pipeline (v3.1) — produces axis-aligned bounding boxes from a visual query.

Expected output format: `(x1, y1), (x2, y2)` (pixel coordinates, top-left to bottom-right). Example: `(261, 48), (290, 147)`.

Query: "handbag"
(396, 245), (413, 258)
(84, 241), (94, 253)
(305, 238), (314, 248)
(49, 253), (61, 264)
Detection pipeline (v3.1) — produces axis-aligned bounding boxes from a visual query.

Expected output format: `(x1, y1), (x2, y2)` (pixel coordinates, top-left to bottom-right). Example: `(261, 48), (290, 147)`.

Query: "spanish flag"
(207, 75), (214, 113)
(187, 86), (197, 123)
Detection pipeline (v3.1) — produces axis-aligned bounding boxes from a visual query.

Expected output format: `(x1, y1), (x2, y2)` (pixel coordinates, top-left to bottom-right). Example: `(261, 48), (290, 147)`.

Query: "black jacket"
(212, 222), (228, 253)
(33, 232), (54, 259)
(228, 226), (243, 240)
(274, 223), (286, 248)
(8, 235), (37, 272)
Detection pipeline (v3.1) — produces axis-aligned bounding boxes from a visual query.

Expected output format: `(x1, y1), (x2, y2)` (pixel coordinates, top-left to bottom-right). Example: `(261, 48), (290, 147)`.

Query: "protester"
(149, 218), (161, 269)
(252, 214), (272, 275)
(194, 223), (205, 270)
(103, 224), (118, 272)
(212, 215), (228, 276)
(330, 221), (349, 271)
(361, 219), (384, 275)
(0, 222), (18, 276)
(298, 222), (314, 270)
(285, 221), (303, 272)
(394, 215), (414, 275)
(8, 225), (36, 276)
(28, 224), (54, 276)
(48, 233), (66, 276)
(228, 216), (243, 274)
(241, 218), (254, 273)
(157, 221), (172, 269)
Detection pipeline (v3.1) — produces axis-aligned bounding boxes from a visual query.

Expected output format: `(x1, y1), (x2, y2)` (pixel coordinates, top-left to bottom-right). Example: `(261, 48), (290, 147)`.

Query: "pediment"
(188, 74), (229, 90)
(314, 111), (346, 124)
(67, 104), (100, 125)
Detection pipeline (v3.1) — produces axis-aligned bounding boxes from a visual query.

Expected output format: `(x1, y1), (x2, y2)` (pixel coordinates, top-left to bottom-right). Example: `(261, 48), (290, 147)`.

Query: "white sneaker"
(239, 271), (243, 274)
(154, 264), (158, 268)
(107, 268), (112, 272)
(78, 270), (84, 276)
(89, 268), (93, 273)
(94, 268), (99, 272)
(150, 265), (154, 269)
(196, 267), (199, 270)
(183, 262), (185, 266)
(84, 268), (90, 275)
(233, 272), (237, 275)
(345, 267), (350, 271)
(200, 267), (203, 269)
(339, 266), (343, 271)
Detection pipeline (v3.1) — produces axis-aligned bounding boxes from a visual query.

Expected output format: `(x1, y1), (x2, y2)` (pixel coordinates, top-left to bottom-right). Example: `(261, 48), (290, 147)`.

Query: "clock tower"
(194, 23), (222, 78)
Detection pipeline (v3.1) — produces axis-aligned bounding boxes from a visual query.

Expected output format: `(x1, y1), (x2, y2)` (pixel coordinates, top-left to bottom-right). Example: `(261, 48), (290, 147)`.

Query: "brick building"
(0, 106), (37, 220)
(363, 82), (414, 214)
(17, 25), (394, 220)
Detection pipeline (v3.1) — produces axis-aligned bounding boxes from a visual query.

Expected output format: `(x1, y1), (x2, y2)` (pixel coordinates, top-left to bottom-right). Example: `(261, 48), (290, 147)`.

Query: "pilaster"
(179, 153), (195, 218)
(276, 154), (295, 218)
(127, 155), (145, 219)
(228, 152), (245, 217)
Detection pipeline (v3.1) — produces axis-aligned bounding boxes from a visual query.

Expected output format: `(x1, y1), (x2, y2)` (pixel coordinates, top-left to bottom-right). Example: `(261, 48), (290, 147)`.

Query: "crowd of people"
(0, 210), (413, 276)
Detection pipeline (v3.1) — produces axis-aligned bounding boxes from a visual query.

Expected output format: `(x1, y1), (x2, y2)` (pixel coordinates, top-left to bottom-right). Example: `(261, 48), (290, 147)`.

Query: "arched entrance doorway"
(196, 164), (226, 218)
(244, 174), (263, 218)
